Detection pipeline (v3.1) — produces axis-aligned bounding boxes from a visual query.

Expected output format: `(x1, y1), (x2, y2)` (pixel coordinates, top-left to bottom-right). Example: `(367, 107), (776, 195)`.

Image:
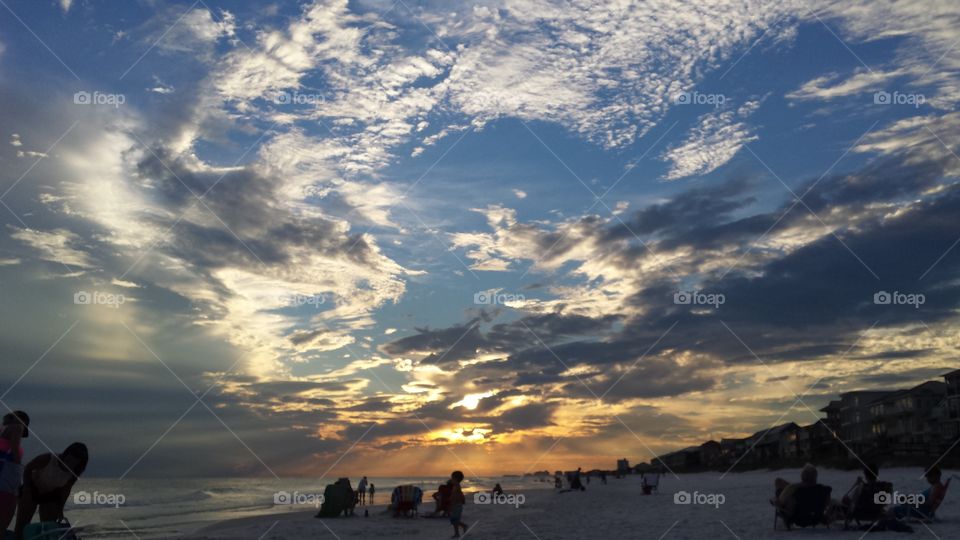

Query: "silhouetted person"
(15, 443), (88, 540)
(0, 411), (29, 533)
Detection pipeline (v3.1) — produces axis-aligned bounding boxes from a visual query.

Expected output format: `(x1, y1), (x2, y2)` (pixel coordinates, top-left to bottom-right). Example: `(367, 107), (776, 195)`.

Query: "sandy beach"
(178, 468), (958, 539)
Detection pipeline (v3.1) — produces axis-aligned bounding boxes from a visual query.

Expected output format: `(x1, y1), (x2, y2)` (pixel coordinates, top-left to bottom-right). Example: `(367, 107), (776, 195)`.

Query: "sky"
(0, 0), (958, 478)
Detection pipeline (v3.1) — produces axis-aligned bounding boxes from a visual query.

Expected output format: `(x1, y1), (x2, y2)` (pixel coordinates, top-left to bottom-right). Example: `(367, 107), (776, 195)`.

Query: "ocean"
(63, 475), (555, 538)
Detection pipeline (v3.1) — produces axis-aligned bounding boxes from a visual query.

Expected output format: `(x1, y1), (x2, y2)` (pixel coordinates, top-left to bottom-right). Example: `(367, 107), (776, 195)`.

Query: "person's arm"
(1, 424), (23, 460)
(55, 478), (78, 519)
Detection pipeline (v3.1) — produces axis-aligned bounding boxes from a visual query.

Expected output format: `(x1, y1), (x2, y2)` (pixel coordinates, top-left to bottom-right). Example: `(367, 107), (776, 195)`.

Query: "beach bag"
(22, 520), (80, 540)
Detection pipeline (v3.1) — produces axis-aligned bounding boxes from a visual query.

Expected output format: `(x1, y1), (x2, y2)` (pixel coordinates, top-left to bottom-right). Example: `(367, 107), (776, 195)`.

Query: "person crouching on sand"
(14, 442), (88, 540)
(449, 471), (468, 538)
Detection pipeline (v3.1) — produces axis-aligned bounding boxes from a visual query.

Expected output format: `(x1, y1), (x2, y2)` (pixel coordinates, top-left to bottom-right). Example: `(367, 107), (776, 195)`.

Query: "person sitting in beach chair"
(890, 466), (950, 522)
(771, 464), (833, 530)
(315, 478), (356, 518)
(391, 485), (422, 517)
(641, 471), (660, 495)
(842, 463), (891, 529)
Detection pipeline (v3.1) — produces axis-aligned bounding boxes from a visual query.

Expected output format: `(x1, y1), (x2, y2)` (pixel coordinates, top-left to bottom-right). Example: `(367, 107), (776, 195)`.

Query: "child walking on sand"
(449, 471), (468, 538)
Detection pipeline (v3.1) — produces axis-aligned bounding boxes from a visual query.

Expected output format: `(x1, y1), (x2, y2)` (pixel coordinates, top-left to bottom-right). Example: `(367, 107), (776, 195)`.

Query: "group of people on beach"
(0, 411), (89, 539)
(355, 476), (375, 505)
(772, 462), (949, 531)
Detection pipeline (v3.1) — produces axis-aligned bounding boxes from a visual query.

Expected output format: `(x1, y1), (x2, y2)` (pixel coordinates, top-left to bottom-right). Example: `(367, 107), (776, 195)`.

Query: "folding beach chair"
(908, 475), (954, 524)
(844, 481), (892, 530)
(641, 472), (660, 495)
(774, 484), (832, 530)
(391, 485), (423, 517)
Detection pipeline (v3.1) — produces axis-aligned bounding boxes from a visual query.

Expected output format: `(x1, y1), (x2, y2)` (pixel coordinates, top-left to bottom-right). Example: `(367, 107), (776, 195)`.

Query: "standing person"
(357, 476), (368, 505)
(368, 483), (375, 504)
(448, 471), (468, 538)
(14, 443), (88, 540)
(0, 411), (29, 533)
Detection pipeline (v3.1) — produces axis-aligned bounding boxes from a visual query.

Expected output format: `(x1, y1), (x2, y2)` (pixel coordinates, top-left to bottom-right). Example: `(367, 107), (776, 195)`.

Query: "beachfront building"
(699, 440), (722, 468)
(870, 381), (947, 457)
(797, 420), (842, 461)
(616, 458), (630, 475)
(741, 423), (801, 466)
(720, 437), (746, 460)
(942, 369), (960, 443)
(839, 390), (893, 456)
(820, 400), (841, 433)
(654, 441), (722, 471)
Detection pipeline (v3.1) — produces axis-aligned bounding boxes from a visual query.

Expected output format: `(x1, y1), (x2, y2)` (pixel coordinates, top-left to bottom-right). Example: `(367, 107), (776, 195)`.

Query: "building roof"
(942, 369), (960, 378)
(748, 422), (799, 443)
(819, 400), (841, 413)
(877, 381), (947, 403)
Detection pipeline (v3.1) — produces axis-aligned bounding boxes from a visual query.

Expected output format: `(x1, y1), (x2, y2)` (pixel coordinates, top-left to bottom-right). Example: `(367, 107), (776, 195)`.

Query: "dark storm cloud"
(383, 117), (960, 404)
(133, 148), (378, 270)
(380, 312), (621, 366)
(603, 177), (757, 241)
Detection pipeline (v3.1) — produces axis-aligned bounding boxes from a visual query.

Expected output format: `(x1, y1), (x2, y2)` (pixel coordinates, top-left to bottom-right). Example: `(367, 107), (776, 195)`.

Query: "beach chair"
(774, 484), (832, 530)
(844, 480), (892, 530)
(907, 476), (954, 524)
(316, 479), (355, 518)
(641, 472), (660, 495)
(391, 485), (423, 517)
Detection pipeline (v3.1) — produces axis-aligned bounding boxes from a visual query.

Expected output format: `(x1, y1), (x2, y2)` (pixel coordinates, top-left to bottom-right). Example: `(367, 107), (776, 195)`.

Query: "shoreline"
(174, 468), (958, 540)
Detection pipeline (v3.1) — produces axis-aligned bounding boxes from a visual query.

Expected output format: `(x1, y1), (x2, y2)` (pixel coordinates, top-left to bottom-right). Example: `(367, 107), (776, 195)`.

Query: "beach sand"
(180, 468), (958, 539)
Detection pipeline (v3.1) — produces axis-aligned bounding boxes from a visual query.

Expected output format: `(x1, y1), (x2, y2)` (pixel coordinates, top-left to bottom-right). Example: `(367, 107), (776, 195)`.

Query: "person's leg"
(13, 490), (37, 540)
(36, 500), (60, 522)
(0, 492), (17, 533)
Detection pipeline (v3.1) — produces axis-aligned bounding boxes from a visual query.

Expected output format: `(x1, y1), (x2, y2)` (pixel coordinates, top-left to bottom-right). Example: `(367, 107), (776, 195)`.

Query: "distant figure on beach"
(14, 442), (88, 540)
(369, 483), (375, 503)
(554, 472), (562, 489)
(600, 471), (607, 485)
(570, 467), (586, 491)
(448, 471), (468, 538)
(492, 483), (503, 497)
(357, 476), (368, 505)
(0, 411), (29, 533)
(433, 480), (453, 516)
